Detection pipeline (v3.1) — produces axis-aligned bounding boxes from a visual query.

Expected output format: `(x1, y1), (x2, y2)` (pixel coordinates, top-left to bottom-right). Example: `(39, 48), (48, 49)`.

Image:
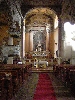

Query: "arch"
(24, 7), (57, 26)
(24, 7), (57, 18)
(24, 7), (59, 57)
(24, 7), (58, 33)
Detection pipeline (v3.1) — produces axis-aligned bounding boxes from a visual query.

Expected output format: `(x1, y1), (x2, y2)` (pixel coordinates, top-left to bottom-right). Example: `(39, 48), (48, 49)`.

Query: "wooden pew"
(67, 66), (75, 93)
(0, 63), (32, 83)
(3, 64), (25, 84)
(0, 72), (7, 100)
(0, 72), (13, 100)
(0, 70), (18, 97)
(53, 64), (75, 88)
(0, 63), (32, 99)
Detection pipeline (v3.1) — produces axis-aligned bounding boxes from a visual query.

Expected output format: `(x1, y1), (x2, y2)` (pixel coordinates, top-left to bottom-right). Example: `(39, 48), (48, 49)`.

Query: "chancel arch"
(24, 7), (59, 58)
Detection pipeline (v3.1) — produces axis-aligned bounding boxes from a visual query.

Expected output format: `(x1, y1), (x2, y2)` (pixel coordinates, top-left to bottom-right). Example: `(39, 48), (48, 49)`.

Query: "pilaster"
(58, 18), (65, 60)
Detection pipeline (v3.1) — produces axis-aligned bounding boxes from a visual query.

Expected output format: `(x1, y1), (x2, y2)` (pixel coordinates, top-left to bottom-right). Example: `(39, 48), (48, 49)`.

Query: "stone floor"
(48, 72), (75, 100)
(11, 73), (39, 100)
(12, 72), (75, 100)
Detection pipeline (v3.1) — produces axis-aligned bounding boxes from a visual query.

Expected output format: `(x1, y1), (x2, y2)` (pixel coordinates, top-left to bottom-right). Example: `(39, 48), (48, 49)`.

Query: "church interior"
(0, 0), (75, 100)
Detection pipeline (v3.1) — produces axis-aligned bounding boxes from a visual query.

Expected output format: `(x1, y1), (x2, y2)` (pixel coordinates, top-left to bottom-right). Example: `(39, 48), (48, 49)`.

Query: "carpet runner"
(33, 73), (57, 100)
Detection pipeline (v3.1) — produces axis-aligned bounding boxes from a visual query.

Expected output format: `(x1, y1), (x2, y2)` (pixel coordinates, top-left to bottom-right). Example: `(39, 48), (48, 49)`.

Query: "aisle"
(33, 73), (57, 100)
(49, 73), (75, 100)
(12, 73), (39, 100)
(11, 72), (75, 100)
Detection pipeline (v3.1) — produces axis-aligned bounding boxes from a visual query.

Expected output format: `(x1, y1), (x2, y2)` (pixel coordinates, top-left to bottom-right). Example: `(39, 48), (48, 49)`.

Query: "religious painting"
(33, 31), (46, 51)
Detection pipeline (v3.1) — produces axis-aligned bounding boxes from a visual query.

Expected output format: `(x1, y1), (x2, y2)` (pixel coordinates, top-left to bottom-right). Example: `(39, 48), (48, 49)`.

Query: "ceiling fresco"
(0, 0), (75, 31)
(21, 0), (62, 17)
(25, 8), (56, 26)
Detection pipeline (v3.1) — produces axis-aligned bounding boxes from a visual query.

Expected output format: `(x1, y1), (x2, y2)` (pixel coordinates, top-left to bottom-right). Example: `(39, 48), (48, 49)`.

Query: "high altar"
(32, 40), (50, 68)
(32, 51), (48, 68)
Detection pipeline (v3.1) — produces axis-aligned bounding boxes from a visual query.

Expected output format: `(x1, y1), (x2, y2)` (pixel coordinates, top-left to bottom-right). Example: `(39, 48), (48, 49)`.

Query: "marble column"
(21, 18), (25, 59)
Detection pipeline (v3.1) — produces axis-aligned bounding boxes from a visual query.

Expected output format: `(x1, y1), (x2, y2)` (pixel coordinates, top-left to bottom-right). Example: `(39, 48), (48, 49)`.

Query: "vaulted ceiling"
(21, 0), (62, 16)
(25, 7), (56, 28)
(0, 0), (62, 23)
(0, 0), (75, 30)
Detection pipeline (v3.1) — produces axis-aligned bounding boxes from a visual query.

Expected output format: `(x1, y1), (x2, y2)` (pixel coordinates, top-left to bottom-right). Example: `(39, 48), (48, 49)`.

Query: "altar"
(34, 60), (48, 68)
(32, 51), (49, 68)
(38, 60), (48, 68)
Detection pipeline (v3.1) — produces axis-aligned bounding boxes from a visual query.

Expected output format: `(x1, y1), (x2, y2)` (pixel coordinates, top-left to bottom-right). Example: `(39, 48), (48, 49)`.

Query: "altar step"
(31, 67), (53, 72)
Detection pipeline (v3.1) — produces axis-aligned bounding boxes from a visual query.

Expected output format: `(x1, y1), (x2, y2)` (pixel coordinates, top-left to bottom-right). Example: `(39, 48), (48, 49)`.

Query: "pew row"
(0, 64), (32, 100)
(53, 64), (75, 94)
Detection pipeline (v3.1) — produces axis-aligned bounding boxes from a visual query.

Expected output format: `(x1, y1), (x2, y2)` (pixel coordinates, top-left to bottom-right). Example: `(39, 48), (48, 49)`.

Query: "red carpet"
(33, 73), (57, 100)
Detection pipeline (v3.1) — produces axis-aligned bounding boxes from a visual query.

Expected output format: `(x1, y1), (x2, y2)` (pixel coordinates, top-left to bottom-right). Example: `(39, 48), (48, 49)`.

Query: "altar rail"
(53, 64), (75, 94)
(0, 64), (32, 100)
